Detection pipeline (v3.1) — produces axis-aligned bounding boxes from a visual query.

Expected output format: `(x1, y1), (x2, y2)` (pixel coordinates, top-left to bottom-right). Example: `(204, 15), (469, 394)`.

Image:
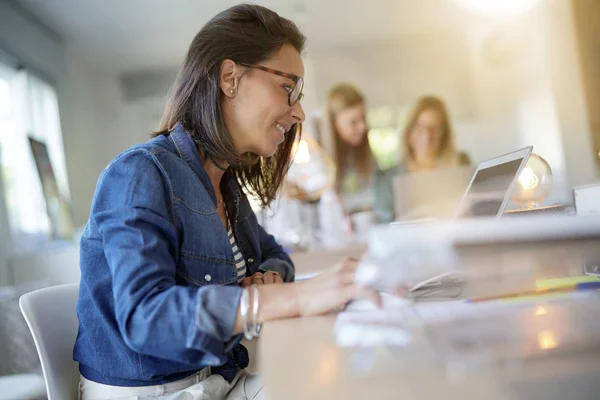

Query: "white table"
(259, 243), (600, 399)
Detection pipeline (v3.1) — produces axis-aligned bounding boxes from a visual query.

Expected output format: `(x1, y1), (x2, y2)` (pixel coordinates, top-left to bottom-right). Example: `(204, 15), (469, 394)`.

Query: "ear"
(220, 59), (239, 98)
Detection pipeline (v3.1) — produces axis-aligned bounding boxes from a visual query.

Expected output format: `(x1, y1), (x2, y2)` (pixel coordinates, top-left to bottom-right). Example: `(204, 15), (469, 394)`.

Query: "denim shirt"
(73, 124), (294, 386)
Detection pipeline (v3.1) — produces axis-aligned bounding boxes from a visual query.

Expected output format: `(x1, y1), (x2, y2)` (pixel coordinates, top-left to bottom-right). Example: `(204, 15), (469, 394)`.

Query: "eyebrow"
(240, 63), (302, 81)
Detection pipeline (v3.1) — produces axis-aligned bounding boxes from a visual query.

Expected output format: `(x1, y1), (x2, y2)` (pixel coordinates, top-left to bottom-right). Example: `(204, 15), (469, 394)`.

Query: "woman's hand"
(241, 271), (283, 288)
(234, 258), (381, 334)
(290, 257), (381, 317)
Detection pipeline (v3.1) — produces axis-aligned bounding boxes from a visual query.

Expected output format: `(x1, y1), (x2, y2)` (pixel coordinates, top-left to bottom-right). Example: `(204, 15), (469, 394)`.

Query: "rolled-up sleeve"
(92, 149), (242, 366)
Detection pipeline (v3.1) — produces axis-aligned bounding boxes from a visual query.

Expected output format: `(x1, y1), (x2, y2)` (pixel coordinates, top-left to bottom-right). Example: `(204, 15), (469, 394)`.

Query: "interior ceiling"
(16, 0), (475, 74)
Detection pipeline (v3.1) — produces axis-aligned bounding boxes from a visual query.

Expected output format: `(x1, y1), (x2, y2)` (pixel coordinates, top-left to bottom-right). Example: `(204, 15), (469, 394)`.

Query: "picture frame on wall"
(28, 136), (74, 240)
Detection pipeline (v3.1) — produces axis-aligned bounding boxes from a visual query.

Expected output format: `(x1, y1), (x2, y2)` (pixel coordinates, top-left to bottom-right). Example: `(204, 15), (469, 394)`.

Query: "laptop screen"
(457, 158), (524, 218)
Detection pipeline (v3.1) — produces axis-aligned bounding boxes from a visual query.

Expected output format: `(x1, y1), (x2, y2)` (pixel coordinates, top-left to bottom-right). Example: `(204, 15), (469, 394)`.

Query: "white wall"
(10, 244), (80, 286)
(0, 2), (65, 80)
(307, 33), (475, 118)
(60, 49), (150, 226)
(60, 51), (110, 226)
(463, 6), (569, 203)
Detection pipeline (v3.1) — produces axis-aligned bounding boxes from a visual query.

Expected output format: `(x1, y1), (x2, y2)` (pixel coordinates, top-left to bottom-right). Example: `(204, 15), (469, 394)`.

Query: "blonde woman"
(401, 95), (469, 171)
(375, 95), (471, 222)
(322, 84), (376, 218)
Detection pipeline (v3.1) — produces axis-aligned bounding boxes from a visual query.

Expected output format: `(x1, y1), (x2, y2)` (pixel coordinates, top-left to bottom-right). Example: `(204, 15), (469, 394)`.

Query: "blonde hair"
(402, 95), (462, 171)
(322, 84), (373, 190)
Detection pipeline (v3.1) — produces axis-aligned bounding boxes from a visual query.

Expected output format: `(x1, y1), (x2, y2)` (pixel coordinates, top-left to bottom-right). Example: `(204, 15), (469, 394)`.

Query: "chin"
(260, 134), (285, 157)
(264, 145), (280, 158)
(252, 143), (279, 158)
(349, 139), (364, 148)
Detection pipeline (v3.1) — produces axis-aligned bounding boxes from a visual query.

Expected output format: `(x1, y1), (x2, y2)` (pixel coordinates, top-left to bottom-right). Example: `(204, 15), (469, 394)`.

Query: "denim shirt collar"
(168, 124), (242, 221)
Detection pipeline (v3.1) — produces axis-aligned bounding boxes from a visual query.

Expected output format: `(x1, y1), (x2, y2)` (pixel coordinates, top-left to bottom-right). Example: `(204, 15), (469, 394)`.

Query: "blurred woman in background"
(401, 95), (469, 172)
(375, 95), (470, 222)
(322, 84), (375, 217)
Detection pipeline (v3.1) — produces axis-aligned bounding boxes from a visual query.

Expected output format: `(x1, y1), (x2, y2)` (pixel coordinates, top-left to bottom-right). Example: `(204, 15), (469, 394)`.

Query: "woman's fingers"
(261, 271), (275, 284)
(241, 271), (283, 287)
(251, 273), (265, 285)
(359, 286), (382, 308)
(241, 277), (253, 288)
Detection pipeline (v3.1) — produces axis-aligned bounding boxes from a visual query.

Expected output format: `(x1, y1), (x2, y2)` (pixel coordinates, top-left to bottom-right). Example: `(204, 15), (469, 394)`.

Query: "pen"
(466, 281), (600, 303)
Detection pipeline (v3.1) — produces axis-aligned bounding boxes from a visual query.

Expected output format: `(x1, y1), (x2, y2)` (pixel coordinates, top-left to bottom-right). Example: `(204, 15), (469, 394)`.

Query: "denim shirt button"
(205, 274), (212, 282)
(247, 258), (254, 264)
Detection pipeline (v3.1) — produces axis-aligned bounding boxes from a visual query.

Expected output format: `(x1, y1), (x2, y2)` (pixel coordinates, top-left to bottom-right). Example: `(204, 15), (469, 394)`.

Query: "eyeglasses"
(412, 124), (443, 137)
(239, 63), (304, 106)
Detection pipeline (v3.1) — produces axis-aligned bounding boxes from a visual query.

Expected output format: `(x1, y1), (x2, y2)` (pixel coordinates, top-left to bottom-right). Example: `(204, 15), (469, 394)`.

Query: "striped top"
(228, 226), (247, 283)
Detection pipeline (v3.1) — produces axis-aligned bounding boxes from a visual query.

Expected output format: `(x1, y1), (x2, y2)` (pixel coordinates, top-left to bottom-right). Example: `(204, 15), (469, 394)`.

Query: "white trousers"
(79, 369), (266, 400)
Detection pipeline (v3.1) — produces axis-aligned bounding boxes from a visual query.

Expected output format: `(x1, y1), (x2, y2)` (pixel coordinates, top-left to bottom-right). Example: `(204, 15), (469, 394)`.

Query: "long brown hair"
(403, 95), (461, 171)
(154, 4), (306, 207)
(323, 84), (373, 191)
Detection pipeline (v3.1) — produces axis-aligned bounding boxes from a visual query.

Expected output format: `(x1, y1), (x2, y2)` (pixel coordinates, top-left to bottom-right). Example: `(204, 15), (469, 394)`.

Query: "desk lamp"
(511, 153), (553, 209)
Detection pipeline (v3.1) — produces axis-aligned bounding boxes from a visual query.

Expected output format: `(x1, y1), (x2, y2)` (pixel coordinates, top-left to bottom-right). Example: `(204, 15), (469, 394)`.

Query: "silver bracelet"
(240, 287), (253, 340)
(250, 285), (262, 337)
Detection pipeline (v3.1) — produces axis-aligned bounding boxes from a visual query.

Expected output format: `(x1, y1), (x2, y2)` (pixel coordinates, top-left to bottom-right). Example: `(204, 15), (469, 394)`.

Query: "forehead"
(337, 103), (365, 119)
(417, 108), (442, 123)
(260, 44), (305, 77)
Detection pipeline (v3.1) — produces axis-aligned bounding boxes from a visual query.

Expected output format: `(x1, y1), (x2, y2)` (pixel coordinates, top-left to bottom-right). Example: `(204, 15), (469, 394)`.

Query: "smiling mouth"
(274, 122), (287, 135)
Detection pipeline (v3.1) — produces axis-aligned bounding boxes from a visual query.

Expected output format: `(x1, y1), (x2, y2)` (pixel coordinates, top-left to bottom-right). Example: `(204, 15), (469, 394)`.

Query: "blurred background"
(0, 0), (598, 388)
(0, 0), (597, 277)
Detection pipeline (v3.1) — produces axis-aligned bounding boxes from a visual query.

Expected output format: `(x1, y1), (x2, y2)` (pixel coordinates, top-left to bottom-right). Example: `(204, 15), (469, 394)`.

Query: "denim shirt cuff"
(259, 259), (295, 282)
(192, 285), (243, 348)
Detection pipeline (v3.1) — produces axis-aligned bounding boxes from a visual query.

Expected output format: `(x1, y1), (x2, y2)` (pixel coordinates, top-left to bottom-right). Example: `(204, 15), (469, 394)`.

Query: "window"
(0, 61), (70, 250)
(367, 105), (409, 171)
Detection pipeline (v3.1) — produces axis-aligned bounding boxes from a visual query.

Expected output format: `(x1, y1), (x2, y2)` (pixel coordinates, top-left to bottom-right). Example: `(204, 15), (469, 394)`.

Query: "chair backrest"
(19, 283), (79, 400)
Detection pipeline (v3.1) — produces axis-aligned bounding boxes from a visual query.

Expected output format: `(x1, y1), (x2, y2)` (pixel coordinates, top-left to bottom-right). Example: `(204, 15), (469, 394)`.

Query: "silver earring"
(229, 89), (234, 94)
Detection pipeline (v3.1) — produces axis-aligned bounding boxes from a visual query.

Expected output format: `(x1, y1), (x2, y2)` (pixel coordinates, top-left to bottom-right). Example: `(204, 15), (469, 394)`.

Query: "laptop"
(393, 146), (533, 221)
(455, 146), (532, 219)
(393, 166), (475, 220)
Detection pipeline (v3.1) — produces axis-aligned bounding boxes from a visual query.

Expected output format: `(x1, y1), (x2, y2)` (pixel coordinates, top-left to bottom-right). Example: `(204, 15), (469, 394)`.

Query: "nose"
(290, 101), (305, 124)
(358, 121), (368, 135)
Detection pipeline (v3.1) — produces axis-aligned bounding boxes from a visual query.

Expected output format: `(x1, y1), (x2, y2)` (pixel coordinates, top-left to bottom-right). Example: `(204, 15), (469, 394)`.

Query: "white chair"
(19, 283), (80, 400)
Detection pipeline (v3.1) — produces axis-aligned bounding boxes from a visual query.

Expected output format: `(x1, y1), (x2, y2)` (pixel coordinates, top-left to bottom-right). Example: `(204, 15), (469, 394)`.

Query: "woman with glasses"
(74, 5), (377, 400)
(375, 95), (471, 222)
(401, 96), (469, 173)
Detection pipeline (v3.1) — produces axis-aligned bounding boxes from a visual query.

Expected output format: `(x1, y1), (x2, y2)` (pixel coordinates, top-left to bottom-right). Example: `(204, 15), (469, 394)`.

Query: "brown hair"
(403, 95), (461, 171)
(323, 84), (373, 191)
(154, 4), (306, 207)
